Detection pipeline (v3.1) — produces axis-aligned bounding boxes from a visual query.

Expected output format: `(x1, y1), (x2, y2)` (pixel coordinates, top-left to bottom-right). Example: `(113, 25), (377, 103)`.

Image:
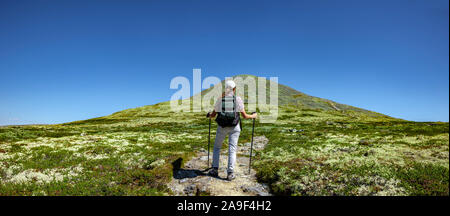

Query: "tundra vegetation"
(0, 75), (448, 196)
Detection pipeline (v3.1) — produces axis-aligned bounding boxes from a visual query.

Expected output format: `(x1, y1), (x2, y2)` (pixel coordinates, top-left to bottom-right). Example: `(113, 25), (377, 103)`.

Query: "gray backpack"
(215, 96), (240, 127)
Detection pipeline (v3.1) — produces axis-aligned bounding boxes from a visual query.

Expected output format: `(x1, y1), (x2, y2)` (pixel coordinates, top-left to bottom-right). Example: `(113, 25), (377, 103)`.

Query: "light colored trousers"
(212, 124), (241, 173)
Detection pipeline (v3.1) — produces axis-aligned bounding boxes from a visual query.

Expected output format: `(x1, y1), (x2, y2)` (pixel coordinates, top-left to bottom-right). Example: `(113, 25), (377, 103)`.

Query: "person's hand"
(252, 112), (257, 119)
(207, 112), (216, 118)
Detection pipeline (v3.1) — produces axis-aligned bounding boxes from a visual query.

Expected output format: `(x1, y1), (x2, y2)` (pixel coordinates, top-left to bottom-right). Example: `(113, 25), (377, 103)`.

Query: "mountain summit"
(101, 74), (392, 124)
(193, 74), (388, 118)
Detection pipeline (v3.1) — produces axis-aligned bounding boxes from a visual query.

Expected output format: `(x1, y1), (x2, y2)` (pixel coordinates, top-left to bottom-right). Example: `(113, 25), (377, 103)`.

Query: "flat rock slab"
(168, 136), (271, 196)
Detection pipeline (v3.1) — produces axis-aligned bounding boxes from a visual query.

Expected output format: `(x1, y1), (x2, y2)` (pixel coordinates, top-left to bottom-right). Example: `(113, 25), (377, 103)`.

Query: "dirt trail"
(168, 136), (271, 196)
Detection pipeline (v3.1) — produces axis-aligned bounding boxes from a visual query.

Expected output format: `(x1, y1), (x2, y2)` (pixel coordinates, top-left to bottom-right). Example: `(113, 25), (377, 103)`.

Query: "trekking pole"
(206, 112), (211, 168)
(249, 112), (256, 174)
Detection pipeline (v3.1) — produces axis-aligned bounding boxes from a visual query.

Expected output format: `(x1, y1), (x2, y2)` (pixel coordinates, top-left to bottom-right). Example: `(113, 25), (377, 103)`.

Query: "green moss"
(396, 162), (449, 196)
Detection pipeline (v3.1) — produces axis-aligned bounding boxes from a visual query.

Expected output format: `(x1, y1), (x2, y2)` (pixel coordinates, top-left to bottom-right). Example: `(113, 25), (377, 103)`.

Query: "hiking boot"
(227, 172), (235, 181)
(208, 168), (218, 177)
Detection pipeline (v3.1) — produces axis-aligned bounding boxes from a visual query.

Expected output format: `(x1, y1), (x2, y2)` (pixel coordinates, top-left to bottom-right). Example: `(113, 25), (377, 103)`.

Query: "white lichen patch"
(83, 153), (110, 160)
(4, 165), (84, 185)
(353, 175), (407, 196)
(144, 132), (202, 144)
(259, 147), (301, 163)
(14, 135), (101, 151)
(0, 152), (12, 160)
(398, 133), (449, 146)
(149, 159), (165, 168)
(121, 152), (147, 168)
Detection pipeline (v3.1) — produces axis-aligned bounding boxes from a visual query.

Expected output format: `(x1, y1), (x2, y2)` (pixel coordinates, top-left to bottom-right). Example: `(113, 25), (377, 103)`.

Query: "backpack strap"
(233, 95), (236, 112)
(221, 95), (237, 113)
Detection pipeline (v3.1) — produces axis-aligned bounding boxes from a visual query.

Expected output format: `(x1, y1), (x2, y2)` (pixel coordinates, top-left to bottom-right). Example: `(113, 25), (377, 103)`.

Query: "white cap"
(225, 80), (236, 90)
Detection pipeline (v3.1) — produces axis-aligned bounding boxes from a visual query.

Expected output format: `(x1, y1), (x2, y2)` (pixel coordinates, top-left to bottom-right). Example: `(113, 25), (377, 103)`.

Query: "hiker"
(207, 80), (257, 181)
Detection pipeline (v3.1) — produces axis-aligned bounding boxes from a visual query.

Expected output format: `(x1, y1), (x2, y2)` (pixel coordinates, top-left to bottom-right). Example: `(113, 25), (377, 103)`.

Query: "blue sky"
(0, 0), (448, 125)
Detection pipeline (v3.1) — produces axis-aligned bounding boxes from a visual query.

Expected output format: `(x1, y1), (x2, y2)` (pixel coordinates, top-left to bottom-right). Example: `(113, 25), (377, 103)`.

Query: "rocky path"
(168, 136), (271, 196)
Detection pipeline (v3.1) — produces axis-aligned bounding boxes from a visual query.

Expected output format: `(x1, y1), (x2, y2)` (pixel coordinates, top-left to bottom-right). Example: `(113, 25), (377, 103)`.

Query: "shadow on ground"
(171, 157), (227, 180)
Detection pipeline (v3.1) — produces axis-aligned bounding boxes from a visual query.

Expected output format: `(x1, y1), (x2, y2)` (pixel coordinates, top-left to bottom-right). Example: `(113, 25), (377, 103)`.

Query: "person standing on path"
(207, 80), (257, 181)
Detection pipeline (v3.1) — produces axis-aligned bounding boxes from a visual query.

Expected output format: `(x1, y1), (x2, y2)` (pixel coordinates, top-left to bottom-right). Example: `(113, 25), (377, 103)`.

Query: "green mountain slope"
(196, 74), (387, 116)
(108, 74), (391, 121)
